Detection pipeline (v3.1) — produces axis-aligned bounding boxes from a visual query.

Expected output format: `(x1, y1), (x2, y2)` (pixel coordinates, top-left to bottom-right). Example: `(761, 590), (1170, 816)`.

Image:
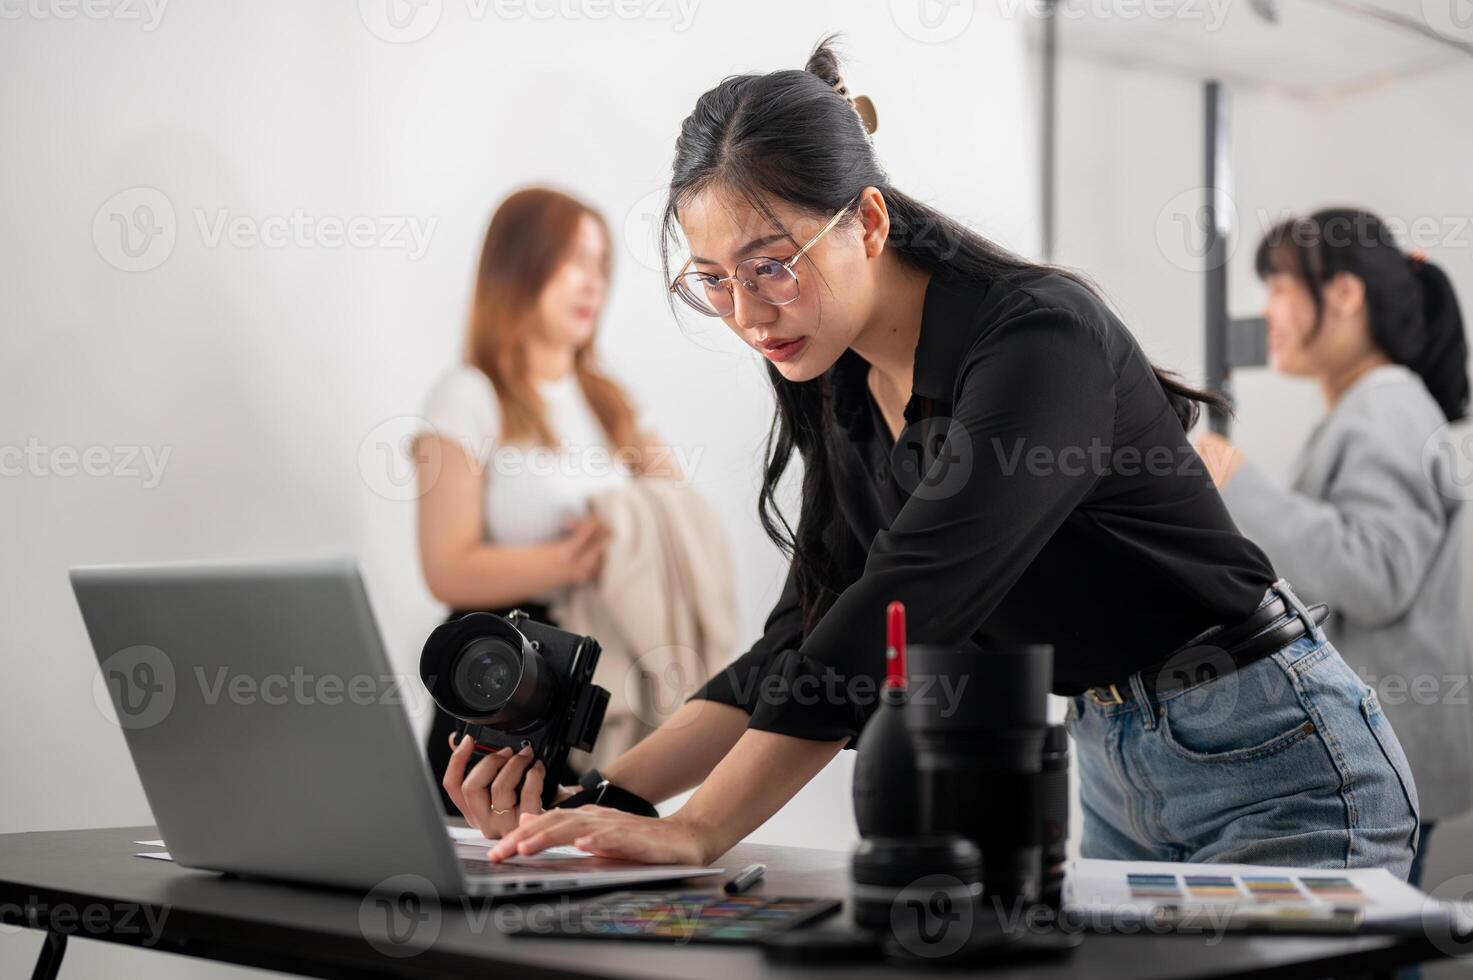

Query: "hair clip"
(1409, 248), (1428, 266)
(832, 76), (879, 136)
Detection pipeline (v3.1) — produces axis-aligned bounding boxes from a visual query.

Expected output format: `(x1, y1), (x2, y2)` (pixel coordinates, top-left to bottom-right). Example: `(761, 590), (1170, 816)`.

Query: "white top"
(420, 365), (634, 547)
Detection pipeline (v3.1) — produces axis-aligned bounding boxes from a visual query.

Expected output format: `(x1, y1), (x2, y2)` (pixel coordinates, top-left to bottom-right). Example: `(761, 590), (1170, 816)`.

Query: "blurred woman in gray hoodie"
(1198, 208), (1472, 889)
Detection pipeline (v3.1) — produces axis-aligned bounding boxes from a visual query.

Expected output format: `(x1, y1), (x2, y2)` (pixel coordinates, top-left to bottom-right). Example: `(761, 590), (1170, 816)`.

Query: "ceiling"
(1037, 0), (1473, 97)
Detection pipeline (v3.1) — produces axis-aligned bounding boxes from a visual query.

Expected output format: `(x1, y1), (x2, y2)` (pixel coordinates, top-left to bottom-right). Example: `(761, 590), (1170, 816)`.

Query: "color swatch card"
(1070, 858), (1430, 928)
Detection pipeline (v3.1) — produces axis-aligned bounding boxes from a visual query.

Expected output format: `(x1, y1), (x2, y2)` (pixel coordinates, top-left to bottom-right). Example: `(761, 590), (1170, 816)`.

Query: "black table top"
(0, 826), (1440, 979)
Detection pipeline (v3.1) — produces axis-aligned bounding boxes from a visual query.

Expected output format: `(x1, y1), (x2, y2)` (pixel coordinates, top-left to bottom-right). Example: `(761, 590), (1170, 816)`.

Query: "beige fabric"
(551, 480), (738, 769)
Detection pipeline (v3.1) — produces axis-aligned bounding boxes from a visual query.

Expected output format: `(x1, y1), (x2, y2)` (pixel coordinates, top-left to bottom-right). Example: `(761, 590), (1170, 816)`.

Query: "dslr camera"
(420, 610), (609, 809)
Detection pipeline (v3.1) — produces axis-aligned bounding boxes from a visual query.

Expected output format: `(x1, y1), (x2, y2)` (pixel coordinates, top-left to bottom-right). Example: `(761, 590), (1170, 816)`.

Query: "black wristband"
(554, 775), (659, 818)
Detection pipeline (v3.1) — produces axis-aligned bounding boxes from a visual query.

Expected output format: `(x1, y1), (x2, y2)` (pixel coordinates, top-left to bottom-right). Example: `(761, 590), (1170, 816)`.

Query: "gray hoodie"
(1221, 364), (1473, 822)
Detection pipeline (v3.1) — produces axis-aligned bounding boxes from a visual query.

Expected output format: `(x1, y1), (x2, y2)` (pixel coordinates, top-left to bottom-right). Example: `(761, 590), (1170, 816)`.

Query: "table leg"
(29, 930), (67, 980)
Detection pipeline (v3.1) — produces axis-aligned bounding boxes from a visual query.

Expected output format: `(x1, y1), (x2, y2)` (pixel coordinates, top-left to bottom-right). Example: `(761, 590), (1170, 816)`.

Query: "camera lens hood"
(420, 612), (555, 728)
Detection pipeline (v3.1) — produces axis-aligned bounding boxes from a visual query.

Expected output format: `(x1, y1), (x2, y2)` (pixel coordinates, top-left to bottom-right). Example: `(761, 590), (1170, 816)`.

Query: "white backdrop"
(0, 3), (1039, 975)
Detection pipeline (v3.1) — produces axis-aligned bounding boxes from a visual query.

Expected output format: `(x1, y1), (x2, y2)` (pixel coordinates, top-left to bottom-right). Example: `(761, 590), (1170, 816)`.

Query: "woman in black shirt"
(450, 40), (1420, 877)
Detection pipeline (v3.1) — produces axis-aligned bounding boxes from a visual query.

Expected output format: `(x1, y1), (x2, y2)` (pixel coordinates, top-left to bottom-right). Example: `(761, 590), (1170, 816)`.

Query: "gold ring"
(491, 807), (511, 816)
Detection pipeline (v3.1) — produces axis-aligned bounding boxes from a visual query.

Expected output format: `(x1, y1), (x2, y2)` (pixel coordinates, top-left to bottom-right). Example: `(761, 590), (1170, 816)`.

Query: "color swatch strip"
(1127, 873), (1181, 898)
(1241, 876), (1304, 902)
(1299, 877), (1369, 903)
(1184, 875), (1241, 898)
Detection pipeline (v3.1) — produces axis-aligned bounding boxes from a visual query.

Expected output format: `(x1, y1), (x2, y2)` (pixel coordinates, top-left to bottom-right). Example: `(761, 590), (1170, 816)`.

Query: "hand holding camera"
(442, 732), (575, 838)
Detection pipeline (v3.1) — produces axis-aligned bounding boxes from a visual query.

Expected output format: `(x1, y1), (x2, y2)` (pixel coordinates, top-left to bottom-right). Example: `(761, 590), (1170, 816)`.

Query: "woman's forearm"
(422, 541), (568, 610)
(600, 700), (750, 804)
(672, 728), (847, 862)
(416, 434), (578, 609)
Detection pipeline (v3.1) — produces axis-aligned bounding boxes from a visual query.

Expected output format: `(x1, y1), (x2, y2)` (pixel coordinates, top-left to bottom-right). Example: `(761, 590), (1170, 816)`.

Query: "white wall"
(0, 3), (1037, 975)
(1051, 54), (1330, 474)
(1050, 46), (1473, 920)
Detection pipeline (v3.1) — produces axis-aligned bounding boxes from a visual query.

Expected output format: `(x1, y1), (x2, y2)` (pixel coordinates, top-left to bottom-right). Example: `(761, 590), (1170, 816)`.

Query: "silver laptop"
(71, 557), (723, 898)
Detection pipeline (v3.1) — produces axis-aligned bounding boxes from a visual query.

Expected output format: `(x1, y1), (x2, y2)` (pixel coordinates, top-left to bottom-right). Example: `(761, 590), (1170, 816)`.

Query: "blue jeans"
(1066, 579), (1421, 880)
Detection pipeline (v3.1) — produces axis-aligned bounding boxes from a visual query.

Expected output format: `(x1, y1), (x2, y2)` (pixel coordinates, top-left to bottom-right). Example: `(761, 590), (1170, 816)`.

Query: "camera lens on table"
(905, 640), (1054, 907)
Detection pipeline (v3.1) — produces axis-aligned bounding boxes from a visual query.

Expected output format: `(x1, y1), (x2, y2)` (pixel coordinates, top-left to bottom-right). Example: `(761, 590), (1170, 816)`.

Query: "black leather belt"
(1086, 594), (1332, 706)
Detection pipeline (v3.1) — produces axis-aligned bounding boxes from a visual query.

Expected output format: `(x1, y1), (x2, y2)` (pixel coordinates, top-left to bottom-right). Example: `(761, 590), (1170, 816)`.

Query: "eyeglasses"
(668, 203), (855, 318)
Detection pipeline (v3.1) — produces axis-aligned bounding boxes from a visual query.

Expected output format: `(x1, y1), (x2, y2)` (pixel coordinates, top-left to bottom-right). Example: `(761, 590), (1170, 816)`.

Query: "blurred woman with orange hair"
(414, 188), (678, 813)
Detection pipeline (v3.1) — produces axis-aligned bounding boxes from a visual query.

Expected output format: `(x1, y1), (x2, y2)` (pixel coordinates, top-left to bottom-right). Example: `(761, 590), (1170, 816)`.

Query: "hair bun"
(804, 35), (878, 135)
(804, 35), (842, 87)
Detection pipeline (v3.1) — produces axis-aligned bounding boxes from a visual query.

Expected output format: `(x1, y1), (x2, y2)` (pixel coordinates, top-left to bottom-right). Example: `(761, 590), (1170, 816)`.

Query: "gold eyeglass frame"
(667, 202), (856, 317)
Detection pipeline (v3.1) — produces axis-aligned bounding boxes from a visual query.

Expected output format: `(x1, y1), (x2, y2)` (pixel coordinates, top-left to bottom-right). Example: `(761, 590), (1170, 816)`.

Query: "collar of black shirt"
(828, 272), (988, 438)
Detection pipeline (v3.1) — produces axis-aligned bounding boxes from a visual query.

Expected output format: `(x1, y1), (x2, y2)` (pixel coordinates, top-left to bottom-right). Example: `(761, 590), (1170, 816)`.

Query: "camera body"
(419, 610), (609, 809)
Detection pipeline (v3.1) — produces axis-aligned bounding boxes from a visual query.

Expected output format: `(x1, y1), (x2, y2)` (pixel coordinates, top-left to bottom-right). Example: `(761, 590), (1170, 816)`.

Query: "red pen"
(885, 601), (907, 690)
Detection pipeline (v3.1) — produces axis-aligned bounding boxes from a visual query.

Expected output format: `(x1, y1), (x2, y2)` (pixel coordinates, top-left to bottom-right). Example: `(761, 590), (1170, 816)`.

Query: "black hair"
(1256, 207), (1469, 422)
(661, 36), (1225, 631)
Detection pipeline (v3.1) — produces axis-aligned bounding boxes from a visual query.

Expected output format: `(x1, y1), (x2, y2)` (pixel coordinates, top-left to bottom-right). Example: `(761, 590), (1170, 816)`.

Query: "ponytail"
(1409, 258), (1470, 422)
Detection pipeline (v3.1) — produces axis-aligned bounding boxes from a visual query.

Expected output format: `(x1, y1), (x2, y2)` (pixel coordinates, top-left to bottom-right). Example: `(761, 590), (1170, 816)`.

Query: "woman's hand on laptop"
(486, 807), (710, 866)
(443, 734), (573, 839)
(481, 721), (842, 866)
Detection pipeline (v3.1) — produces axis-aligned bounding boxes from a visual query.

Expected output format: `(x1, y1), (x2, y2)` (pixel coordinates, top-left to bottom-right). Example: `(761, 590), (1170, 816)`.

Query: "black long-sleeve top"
(691, 270), (1277, 745)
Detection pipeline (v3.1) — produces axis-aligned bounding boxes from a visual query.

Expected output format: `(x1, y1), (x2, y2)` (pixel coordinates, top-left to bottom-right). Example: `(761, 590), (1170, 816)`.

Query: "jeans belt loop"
(1272, 577), (1326, 645)
(1127, 671), (1157, 728)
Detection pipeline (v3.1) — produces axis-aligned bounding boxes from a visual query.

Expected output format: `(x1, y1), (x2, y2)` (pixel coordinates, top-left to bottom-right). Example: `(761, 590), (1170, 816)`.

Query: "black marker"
(724, 863), (767, 894)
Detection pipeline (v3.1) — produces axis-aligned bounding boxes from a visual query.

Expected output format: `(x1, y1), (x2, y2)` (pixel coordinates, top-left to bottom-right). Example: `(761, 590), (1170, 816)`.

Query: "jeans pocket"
(1158, 707), (1317, 763)
(1155, 656), (1319, 763)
